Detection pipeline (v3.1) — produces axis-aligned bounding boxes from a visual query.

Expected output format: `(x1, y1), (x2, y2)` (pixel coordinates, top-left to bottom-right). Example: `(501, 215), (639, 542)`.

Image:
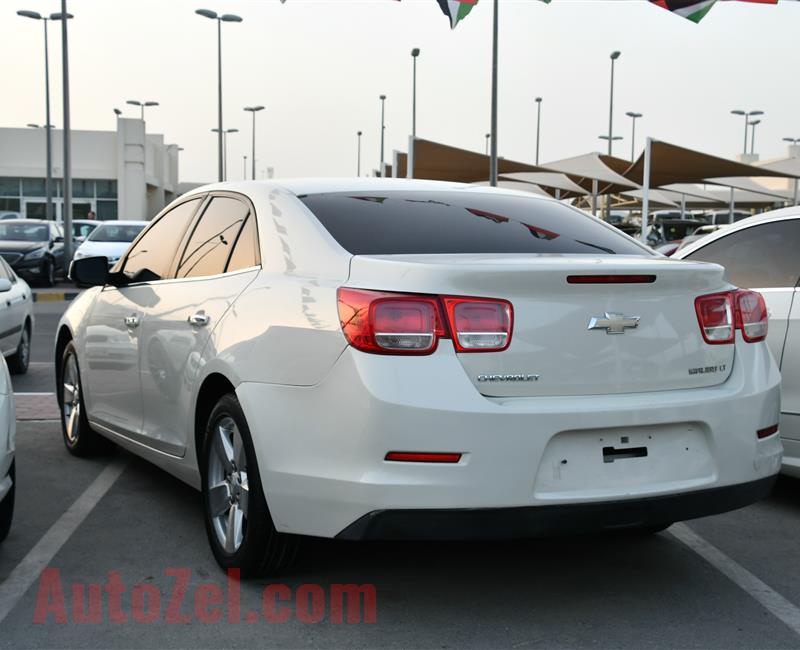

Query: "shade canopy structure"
(499, 171), (589, 197)
(540, 152), (639, 195)
(617, 189), (681, 209)
(404, 138), (547, 183)
(626, 140), (794, 187)
(706, 176), (793, 201)
(660, 183), (730, 204)
(469, 180), (551, 197)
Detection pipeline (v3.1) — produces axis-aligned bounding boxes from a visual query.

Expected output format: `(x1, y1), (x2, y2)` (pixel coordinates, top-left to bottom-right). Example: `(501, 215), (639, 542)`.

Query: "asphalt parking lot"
(1, 293), (799, 648)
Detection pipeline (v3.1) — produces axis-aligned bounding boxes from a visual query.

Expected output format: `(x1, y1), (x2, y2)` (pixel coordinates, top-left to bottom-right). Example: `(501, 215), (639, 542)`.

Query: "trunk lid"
(347, 254), (735, 397)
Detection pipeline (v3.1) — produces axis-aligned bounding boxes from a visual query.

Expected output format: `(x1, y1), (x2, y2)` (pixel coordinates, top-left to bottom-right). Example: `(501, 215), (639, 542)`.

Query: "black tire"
(7, 323), (30, 375)
(0, 461), (14, 543)
(201, 394), (297, 577)
(58, 341), (112, 456)
(41, 258), (55, 287)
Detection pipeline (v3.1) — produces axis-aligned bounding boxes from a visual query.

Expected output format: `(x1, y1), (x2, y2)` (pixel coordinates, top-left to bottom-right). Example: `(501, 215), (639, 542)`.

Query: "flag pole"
(489, 0), (499, 186)
(640, 137), (652, 244)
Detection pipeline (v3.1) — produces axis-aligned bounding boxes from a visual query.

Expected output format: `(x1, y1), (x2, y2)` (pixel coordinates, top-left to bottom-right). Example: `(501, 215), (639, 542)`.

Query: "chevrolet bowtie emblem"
(587, 312), (640, 335)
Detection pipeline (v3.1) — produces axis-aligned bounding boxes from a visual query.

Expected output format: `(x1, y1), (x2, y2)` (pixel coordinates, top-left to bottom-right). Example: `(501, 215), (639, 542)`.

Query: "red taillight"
(735, 290), (768, 343)
(695, 289), (768, 345)
(337, 288), (446, 354)
(337, 288), (513, 355)
(385, 452), (462, 463)
(442, 297), (512, 352)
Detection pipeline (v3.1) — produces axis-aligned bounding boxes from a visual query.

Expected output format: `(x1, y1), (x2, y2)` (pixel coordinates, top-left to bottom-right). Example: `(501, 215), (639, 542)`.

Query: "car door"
(781, 293), (800, 443)
(137, 193), (260, 457)
(84, 197), (203, 440)
(0, 262), (17, 355)
(49, 223), (65, 274)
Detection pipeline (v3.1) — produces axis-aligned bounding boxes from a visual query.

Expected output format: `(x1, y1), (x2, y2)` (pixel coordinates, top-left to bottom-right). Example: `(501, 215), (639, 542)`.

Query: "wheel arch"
(54, 325), (74, 403)
(194, 372), (237, 462)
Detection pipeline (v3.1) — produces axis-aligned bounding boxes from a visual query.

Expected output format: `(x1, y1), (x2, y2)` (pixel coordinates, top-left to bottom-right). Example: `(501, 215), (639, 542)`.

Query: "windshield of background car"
(299, 191), (649, 255)
(88, 223), (146, 243)
(0, 223), (48, 242)
(73, 223), (98, 239)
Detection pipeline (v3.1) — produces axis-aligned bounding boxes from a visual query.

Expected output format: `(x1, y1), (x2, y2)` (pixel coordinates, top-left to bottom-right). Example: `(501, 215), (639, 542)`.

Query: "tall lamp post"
(605, 51), (622, 156)
(53, 5), (73, 262)
(625, 111), (642, 162)
(243, 155), (247, 181)
(408, 48), (420, 179)
(783, 137), (800, 146)
(126, 100), (159, 120)
(749, 119), (761, 156)
(485, 133), (490, 156)
(534, 97), (542, 165)
(17, 9), (55, 221)
(731, 109), (763, 156)
(211, 128), (238, 181)
(379, 94), (387, 175)
(243, 106), (264, 181)
(196, 8), (243, 183)
(357, 131), (363, 177)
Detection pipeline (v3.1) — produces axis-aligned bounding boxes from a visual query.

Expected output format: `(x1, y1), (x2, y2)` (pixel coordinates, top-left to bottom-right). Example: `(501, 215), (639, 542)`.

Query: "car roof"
(93, 220), (150, 226)
(674, 206), (800, 258)
(179, 177), (553, 202)
(0, 219), (48, 224)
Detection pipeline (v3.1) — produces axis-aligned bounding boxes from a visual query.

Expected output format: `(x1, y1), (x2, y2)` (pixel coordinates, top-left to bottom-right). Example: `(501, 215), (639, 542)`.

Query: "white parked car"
(675, 207), (799, 478)
(72, 221), (149, 269)
(58, 180), (782, 576)
(0, 258), (33, 375)
(0, 355), (16, 543)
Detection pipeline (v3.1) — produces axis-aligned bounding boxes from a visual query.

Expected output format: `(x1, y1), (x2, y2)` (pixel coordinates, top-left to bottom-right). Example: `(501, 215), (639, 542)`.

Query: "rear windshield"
(299, 191), (648, 256)
(88, 223), (146, 243)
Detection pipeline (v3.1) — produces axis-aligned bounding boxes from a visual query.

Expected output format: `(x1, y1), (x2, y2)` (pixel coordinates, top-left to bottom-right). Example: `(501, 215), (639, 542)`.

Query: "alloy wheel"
(18, 329), (29, 369)
(62, 353), (81, 444)
(207, 416), (249, 554)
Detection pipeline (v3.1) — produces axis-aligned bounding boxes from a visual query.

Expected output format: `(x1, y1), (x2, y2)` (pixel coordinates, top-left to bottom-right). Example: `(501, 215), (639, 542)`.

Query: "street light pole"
(243, 155), (247, 180)
(379, 94), (386, 175)
(18, 10), (56, 221)
(534, 97), (542, 165)
(625, 111), (642, 162)
(196, 9), (242, 183)
(244, 106), (264, 181)
(489, 0), (499, 186)
(485, 133), (490, 156)
(606, 51), (621, 156)
(54, 3), (73, 263)
(126, 100), (159, 121)
(749, 119), (761, 156)
(409, 48), (420, 179)
(731, 109), (763, 156)
(212, 128), (238, 181)
(357, 131), (363, 177)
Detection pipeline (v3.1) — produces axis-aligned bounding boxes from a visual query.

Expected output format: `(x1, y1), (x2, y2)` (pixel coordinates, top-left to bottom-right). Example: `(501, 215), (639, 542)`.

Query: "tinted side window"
(683, 219), (800, 289)
(299, 191), (648, 256)
(176, 197), (249, 279)
(0, 259), (10, 281)
(123, 198), (201, 281)
(226, 215), (258, 273)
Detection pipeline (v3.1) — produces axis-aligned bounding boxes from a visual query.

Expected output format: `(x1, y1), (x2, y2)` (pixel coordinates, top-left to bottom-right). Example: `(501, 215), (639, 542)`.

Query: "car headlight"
(73, 250), (86, 260)
(23, 248), (46, 260)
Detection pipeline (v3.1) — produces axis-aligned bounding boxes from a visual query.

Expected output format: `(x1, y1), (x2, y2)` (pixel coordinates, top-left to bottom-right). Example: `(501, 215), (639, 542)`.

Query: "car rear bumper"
(237, 335), (782, 539)
(335, 475), (777, 540)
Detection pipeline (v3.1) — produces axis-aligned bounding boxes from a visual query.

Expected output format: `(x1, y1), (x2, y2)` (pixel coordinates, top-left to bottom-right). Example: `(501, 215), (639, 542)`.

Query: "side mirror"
(70, 256), (110, 287)
(54, 235), (64, 243)
(0, 279), (11, 293)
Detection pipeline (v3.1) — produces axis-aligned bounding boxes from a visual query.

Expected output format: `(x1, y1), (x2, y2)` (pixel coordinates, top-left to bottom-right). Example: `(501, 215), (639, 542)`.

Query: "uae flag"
(436, 0), (479, 29)
(650, 0), (778, 23)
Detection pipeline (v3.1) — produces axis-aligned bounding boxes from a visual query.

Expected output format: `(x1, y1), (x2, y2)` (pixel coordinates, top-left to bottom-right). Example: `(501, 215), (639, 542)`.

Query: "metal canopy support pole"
(680, 194), (686, 219)
(640, 137), (652, 245)
(591, 179), (598, 216)
(489, 0), (499, 187)
(729, 187), (735, 223)
(794, 179), (798, 206)
(216, 19), (223, 183)
(555, 188), (561, 201)
(61, 0), (73, 265)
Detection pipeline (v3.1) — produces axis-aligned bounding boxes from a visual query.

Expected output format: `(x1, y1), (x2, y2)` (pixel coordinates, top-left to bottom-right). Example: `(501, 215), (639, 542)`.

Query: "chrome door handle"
(124, 314), (140, 329)
(188, 312), (210, 327)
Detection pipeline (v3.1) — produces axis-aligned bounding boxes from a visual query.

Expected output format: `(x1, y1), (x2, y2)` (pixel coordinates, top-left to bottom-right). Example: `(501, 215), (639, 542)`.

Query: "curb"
(32, 291), (79, 303)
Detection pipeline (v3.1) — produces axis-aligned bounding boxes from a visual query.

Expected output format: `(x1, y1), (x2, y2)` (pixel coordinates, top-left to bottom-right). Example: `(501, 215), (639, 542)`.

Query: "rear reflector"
(757, 424), (779, 439)
(385, 452), (462, 463)
(695, 289), (768, 345)
(567, 275), (656, 284)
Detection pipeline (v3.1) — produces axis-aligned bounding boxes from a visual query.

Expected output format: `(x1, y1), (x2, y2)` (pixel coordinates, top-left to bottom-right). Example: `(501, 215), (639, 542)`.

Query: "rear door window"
(682, 219), (800, 288)
(299, 191), (648, 256)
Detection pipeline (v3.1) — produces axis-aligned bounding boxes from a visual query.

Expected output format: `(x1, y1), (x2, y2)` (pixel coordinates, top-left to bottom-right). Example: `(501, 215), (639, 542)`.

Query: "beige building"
(0, 117), (179, 221)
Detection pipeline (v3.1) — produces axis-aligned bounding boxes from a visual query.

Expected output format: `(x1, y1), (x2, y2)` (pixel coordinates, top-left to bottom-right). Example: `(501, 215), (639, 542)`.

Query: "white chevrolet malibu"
(57, 180), (782, 576)
(0, 355), (16, 542)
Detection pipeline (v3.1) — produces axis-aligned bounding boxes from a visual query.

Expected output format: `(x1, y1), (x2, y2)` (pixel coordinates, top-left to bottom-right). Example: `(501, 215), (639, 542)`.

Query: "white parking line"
(0, 460), (127, 624)
(14, 392), (55, 396)
(671, 523), (800, 638)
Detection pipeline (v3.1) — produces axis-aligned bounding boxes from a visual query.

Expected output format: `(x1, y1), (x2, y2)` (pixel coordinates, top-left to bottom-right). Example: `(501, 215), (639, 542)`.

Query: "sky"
(2, 0), (800, 183)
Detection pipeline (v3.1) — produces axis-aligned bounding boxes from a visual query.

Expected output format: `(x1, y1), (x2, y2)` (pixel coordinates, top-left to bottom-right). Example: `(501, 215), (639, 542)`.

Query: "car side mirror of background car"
(53, 235), (64, 244)
(0, 279), (12, 293)
(70, 256), (110, 287)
